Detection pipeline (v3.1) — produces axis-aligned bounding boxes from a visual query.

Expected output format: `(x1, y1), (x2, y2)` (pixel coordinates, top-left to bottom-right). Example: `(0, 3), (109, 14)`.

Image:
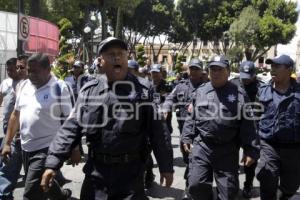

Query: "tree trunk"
(115, 7), (123, 39)
(245, 48), (253, 60)
(29, 0), (40, 17)
(100, 0), (108, 40)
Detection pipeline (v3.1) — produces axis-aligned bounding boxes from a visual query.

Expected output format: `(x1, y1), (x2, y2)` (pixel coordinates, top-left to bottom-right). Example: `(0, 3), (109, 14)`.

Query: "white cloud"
(277, 0), (300, 60)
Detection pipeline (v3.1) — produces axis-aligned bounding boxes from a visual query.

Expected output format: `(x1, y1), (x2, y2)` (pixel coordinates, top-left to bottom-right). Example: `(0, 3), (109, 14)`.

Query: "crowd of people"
(0, 37), (299, 200)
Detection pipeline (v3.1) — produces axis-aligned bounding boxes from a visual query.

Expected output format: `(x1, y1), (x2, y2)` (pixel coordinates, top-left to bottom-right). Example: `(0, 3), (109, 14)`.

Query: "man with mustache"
(230, 60), (264, 198)
(2, 53), (73, 200)
(181, 55), (259, 200)
(41, 37), (174, 200)
(163, 58), (205, 200)
(256, 54), (300, 200)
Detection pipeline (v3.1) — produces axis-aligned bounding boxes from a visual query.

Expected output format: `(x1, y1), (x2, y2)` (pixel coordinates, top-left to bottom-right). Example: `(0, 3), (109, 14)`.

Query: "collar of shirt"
(30, 75), (57, 92)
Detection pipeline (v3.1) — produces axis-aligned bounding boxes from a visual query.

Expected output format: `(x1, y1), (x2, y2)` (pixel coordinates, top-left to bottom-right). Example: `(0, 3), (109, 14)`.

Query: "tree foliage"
(57, 18), (74, 63)
(229, 0), (298, 61)
(174, 54), (184, 73)
(135, 44), (146, 67)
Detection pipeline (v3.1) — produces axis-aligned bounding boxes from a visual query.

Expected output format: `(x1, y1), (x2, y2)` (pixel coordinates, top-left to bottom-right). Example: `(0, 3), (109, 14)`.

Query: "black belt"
(91, 153), (141, 164)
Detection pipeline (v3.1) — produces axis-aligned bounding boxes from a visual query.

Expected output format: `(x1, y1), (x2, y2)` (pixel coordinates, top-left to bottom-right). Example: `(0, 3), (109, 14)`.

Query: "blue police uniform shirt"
(272, 87), (292, 107)
(257, 79), (300, 143)
(215, 83), (239, 116)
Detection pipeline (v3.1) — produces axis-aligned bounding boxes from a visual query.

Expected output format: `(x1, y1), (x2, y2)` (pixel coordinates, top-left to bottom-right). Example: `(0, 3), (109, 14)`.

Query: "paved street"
(0, 106), (299, 199)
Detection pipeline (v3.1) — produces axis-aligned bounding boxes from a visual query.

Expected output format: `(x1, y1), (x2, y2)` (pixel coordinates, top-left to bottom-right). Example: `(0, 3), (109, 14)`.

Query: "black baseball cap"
(188, 58), (203, 69)
(128, 60), (139, 69)
(265, 54), (294, 68)
(208, 55), (230, 68)
(239, 61), (256, 79)
(73, 60), (84, 68)
(98, 37), (127, 55)
(150, 64), (162, 73)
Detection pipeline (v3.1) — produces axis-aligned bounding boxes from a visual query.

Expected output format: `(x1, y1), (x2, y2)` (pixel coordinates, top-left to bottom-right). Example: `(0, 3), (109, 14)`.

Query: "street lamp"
(83, 12), (98, 63)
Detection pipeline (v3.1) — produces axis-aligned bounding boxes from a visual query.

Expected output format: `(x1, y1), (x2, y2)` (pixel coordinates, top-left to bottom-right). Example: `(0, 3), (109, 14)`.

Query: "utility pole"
(17, 0), (24, 56)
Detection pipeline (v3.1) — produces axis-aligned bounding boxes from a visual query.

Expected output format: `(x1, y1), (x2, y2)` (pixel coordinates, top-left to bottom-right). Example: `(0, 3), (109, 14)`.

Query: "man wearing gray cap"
(231, 60), (263, 198)
(144, 63), (173, 189)
(128, 59), (139, 77)
(181, 55), (259, 200)
(41, 37), (174, 200)
(163, 58), (205, 200)
(256, 54), (300, 200)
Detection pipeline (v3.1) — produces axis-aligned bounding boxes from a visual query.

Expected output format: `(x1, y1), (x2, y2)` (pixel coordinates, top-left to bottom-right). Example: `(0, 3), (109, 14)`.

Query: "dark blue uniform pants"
(188, 141), (239, 200)
(256, 140), (300, 200)
(178, 119), (189, 187)
(80, 160), (147, 200)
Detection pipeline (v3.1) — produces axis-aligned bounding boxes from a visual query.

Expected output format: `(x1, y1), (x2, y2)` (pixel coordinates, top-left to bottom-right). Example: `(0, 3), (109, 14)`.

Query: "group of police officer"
(35, 37), (300, 200)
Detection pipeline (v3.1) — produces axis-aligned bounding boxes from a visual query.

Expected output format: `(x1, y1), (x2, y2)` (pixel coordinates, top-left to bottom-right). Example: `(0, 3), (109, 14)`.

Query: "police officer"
(164, 58), (205, 133)
(144, 64), (173, 188)
(65, 60), (92, 100)
(150, 64), (173, 133)
(181, 55), (259, 200)
(163, 58), (205, 200)
(230, 61), (263, 198)
(128, 59), (139, 77)
(41, 37), (174, 200)
(256, 54), (300, 200)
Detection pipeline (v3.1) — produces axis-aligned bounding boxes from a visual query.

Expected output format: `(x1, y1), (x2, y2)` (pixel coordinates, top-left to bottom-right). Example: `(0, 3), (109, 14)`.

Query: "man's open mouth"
(113, 65), (122, 72)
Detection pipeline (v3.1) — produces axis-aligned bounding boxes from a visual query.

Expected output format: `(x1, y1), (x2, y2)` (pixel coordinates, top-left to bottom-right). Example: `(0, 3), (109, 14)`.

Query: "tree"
(135, 44), (146, 67)
(174, 54), (184, 73)
(168, 10), (193, 56)
(57, 18), (74, 64)
(140, 0), (174, 62)
(227, 46), (244, 71)
(176, 0), (251, 55)
(229, 0), (298, 61)
(0, 0), (18, 13)
(29, 0), (41, 17)
(122, 0), (175, 62)
(46, 0), (89, 36)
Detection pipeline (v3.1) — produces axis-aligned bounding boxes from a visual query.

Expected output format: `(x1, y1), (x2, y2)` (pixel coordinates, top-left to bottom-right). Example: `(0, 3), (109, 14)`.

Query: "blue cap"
(265, 54), (294, 68)
(239, 61), (256, 79)
(208, 55), (229, 68)
(188, 58), (203, 69)
(139, 66), (148, 73)
(150, 64), (162, 73)
(73, 60), (84, 68)
(98, 37), (127, 55)
(128, 60), (139, 69)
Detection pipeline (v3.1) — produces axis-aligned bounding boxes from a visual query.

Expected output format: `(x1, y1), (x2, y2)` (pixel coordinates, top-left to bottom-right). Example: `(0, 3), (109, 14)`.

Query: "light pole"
(17, 0), (24, 56)
(84, 12), (97, 64)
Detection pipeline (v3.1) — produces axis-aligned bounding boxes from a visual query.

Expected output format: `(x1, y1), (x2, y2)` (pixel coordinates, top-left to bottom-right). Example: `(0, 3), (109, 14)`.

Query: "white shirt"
(15, 76), (73, 152)
(0, 78), (13, 96)
(0, 78), (19, 124)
